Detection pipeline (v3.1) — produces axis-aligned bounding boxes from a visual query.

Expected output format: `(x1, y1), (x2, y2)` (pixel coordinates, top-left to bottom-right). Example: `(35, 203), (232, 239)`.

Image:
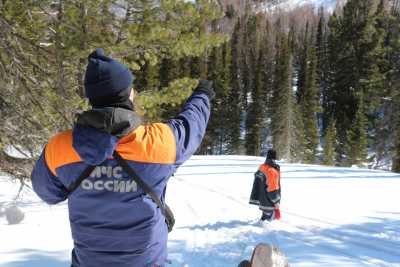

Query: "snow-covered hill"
(1, 155), (400, 266)
(259, 0), (343, 12)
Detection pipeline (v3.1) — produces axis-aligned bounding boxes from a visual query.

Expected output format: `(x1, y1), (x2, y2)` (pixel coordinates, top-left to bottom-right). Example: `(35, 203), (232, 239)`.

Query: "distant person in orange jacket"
(249, 149), (281, 221)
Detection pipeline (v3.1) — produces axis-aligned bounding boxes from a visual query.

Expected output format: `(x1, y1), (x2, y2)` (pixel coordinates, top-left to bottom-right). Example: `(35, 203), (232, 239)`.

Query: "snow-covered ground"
(1, 155), (399, 267)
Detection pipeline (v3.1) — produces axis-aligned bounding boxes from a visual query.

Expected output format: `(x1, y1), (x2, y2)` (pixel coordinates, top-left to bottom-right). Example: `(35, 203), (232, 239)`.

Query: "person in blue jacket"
(31, 48), (214, 267)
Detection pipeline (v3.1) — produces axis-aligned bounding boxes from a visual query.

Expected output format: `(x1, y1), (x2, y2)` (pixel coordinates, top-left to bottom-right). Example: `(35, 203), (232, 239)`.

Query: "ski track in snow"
(283, 211), (400, 253)
(185, 178), (400, 261)
(1, 155), (400, 267)
(173, 166), (400, 267)
(277, 219), (399, 267)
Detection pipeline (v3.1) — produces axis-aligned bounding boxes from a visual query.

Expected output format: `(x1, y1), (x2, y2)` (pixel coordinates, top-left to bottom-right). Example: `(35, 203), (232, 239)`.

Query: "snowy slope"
(260, 0), (341, 12)
(1, 155), (400, 267)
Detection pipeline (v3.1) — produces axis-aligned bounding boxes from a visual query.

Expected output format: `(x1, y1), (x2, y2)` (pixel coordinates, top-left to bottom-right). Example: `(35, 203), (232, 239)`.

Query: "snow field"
(1, 155), (400, 266)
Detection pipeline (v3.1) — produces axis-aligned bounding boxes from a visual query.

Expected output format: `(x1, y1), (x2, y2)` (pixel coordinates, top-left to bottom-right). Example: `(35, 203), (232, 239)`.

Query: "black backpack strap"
(112, 151), (166, 215)
(66, 152), (174, 231)
(67, 165), (97, 193)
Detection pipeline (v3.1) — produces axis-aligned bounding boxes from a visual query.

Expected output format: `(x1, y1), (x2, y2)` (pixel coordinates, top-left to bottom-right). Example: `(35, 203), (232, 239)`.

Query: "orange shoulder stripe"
(45, 130), (82, 176)
(116, 123), (176, 164)
(45, 123), (176, 175)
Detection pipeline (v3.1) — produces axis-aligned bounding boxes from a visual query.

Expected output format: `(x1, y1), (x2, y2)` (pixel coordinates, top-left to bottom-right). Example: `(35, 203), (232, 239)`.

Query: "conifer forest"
(1, 0), (400, 178)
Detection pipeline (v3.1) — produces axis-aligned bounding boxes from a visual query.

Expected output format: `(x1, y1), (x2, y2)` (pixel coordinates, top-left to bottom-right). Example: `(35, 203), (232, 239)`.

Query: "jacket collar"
(264, 159), (280, 171)
(75, 107), (141, 138)
(72, 107), (141, 165)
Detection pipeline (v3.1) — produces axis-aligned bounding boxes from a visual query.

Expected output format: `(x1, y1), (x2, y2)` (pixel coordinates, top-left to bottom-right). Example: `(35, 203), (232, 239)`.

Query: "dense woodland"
(0, 0), (399, 181)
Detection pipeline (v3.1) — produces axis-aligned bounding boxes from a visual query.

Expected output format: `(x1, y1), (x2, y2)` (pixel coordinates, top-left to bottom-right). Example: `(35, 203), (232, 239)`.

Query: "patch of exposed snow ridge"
(260, 0), (339, 12)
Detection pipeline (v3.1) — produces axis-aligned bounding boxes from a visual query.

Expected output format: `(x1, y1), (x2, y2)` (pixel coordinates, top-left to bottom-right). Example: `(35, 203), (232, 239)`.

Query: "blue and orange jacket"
(249, 159), (281, 210)
(31, 91), (211, 267)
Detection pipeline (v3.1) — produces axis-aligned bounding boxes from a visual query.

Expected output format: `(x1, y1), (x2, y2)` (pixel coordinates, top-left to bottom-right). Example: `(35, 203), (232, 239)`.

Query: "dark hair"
(267, 149), (277, 160)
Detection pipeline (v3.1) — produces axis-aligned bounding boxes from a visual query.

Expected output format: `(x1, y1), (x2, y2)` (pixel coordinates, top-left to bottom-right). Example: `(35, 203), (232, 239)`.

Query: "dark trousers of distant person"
(260, 208), (275, 221)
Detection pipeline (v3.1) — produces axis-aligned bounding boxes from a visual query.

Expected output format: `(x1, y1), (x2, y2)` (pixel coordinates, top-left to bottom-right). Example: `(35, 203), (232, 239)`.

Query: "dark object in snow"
(238, 260), (251, 267)
(238, 243), (289, 267)
(5, 205), (25, 225)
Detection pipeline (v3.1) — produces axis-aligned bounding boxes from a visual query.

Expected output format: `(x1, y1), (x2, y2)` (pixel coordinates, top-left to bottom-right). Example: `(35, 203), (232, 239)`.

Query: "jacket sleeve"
(167, 91), (211, 166)
(31, 149), (69, 204)
(249, 170), (264, 205)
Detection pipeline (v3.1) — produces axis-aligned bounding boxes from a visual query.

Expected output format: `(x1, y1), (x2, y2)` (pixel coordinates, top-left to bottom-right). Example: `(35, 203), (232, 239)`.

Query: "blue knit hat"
(84, 48), (134, 99)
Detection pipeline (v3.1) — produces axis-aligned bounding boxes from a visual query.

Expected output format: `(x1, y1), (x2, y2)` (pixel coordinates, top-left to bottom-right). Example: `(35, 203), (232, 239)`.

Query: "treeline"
(0, 0), (399, 175)
(144, 0), (400, 170)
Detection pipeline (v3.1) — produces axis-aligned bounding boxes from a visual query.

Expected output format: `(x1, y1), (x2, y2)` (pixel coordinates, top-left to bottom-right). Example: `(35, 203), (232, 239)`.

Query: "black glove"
(194, 80), (215, 100)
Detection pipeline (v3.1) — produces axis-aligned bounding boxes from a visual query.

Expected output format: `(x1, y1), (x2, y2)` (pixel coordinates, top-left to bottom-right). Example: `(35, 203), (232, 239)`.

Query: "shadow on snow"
(0, 249), (69, 267)
(169, 216), (400, 267)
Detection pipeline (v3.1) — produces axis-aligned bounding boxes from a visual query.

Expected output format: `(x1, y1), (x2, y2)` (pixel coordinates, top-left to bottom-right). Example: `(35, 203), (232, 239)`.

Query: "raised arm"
(167, 80), (214, 166)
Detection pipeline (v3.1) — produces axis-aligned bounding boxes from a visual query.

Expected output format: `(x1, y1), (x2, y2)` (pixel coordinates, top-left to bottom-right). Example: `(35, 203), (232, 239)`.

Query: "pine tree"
(390, 1), (400, 172)
(330, 13), (358, 162)
(290, 103), (307, 162)
(297, 24), (320, 163)
(157, 57), (185, 120)
(324, 12), (340, 125)
(260, 20), (275, 155)
(345, 92), (368, 166)
(202, 45), (225, 154)
(218, 41), (233, 153)
(327, 0), (386, 164)
(316, 8), (330, 132)
(241, 14), (253, 112)
(225, 19), (242, 154)
(323, 119), (337, 165)
(271, 28), (297, 161)
(246, 46), (264, 156)
(296, 22), (310, 104)
(245, 14), (263, 156)
(370, 0), (394, 168)
(302, 44), (320, 163)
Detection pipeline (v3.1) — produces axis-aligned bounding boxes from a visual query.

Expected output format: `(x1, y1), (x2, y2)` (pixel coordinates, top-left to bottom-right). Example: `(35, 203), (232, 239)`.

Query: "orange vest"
(259, 164), (280, 192)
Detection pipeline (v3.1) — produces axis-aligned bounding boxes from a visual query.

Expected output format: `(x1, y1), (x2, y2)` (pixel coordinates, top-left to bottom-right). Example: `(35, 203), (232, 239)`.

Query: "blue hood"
(72, 107), (141, 165)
